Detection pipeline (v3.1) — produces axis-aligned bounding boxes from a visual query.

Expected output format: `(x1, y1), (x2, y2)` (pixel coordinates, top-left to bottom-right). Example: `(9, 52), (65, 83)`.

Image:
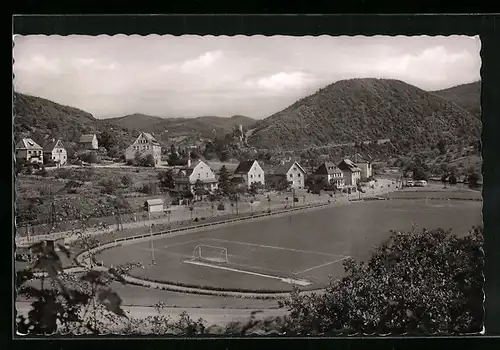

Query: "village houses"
(78, 134), (99, 150)
(338, 158), (362, 186)
(125, 132), (162, 166)
(312, 162), (345, 188)
(43, 138), (67, 166)
(173, 160), (219, 193)
(232, 160), (265, 188)
(15, 138), (44, 164)
(270, 160), (307, 189)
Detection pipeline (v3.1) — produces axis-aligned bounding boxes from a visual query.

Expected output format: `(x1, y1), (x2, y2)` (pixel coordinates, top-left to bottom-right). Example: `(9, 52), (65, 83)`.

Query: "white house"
(338, 159), (362, 186)
(232, 160), (265, 188)
(43, 139), (67, 166)
(78, 134), (98, 150)
(15, 138), (44, 164)
(125, 132), (162, 166)
(173, 160), (218, 192)
(355, 153), (373, 180)
(271, 160), (307, 189)
(312, 162), (345, 188)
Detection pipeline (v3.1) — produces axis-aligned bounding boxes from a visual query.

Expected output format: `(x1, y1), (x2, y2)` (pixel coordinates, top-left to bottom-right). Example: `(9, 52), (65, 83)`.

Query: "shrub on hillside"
(279, 226), (484, 335)
(121, 174), (133, 188)
(99, 178), (120, 195)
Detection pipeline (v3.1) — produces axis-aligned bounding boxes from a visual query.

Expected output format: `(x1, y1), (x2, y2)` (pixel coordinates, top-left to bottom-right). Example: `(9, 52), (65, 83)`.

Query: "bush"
(99, 178), (119, 195)
(121, 174), (133, 187)
(280, 226), (484, 335)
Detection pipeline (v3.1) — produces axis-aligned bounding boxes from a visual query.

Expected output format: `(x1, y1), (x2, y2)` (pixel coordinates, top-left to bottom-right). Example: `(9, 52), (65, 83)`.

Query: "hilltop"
(247, 78), (481, 152)
(432, 81), (481, 119)
(13, 92), (136, 150)
(106, 113), (256, 146)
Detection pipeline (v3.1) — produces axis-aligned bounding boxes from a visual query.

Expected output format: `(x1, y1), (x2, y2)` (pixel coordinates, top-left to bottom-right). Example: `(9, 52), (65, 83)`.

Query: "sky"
(13, 35), (481, 119)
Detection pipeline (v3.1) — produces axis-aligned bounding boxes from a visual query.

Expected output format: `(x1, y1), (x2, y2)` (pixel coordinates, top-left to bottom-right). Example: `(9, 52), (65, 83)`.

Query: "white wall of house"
(125, 134), (162, 165)
(358, 162), (372, 180)
(285, 163), (306, 189)
(175, 161), (219, 192)
(245, 161), (265, 188)
(342, 170), (361, 186)
(45, 147), (67, 165)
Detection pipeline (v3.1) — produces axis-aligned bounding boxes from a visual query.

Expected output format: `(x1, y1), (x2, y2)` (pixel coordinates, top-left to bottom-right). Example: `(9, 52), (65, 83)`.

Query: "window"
(289, 174), (293, 178)
(293, 167), (297, 171)
(28, 150), (31, 154)
(258, 174), (261, 177)
(298, 173), (301, 177)
(250, 174), (253, 178)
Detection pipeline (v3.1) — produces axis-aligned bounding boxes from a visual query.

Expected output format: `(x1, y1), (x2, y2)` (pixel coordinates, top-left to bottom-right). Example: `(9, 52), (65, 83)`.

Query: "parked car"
(406, 180), (415, 187)
(415, 180), (428, 187)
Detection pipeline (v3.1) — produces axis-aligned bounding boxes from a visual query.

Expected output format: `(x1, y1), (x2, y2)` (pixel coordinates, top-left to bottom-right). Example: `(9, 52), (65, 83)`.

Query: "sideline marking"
(295, 256), (351, 274)
(183, 259), (312, 286)
(207, 238), (343, 258)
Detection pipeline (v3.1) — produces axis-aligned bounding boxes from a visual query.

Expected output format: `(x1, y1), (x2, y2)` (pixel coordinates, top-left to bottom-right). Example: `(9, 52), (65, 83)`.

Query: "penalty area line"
(295, 256), (351, 274)
(183, 259), (312, 286)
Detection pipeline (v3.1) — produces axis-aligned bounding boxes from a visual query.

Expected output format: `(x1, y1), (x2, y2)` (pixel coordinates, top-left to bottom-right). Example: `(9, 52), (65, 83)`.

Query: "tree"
(449, 173), (458, 185)
(437, 138), (448, 155)
(412, 165), (429, 181)
(121, 174), (133, 188)
(168, 145), (179, 165)
(194, 179), (207, 198)
(98, 130), (117, 151)
(158, 170), (175, 191)
(279, 226), (484, 335)
(189, 150), (199, 160)
(467, 171), (481, 187)
(218, 166), (232, 195)
(138, 154), (156, 167)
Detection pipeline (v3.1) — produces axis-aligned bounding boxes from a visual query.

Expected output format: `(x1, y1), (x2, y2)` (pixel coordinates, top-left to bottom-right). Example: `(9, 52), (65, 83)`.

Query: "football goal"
(192, 244), (229, 264)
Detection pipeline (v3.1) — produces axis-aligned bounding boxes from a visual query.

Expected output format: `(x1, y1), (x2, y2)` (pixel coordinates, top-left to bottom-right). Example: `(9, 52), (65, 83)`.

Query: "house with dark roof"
(338, 158), (362, 186)
(15, 138), (43, 164)
(125, 132), (162, 166)
(232, 160), (265, 188)
(43, 139), (67, 166)
(312, 162), (345, 188)
(173, 160), (218, 193)
(269, 160), (307, 189)
(78, 134), (98, 150)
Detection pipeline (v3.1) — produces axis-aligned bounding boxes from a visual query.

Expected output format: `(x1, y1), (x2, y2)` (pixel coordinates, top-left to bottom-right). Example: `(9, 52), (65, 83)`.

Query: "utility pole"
(149, 224), (155, 265)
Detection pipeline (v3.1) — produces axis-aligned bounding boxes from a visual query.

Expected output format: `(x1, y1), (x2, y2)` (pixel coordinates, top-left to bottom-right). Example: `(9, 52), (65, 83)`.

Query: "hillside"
(432, 81), (481, 119)
(13, 92), (135, 150)
(106, 114), (256, 146)
(247, 78), (481, 152)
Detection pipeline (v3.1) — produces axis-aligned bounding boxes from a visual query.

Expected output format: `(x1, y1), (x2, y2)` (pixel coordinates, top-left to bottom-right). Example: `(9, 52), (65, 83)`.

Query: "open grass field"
(97, 195), (482, 293)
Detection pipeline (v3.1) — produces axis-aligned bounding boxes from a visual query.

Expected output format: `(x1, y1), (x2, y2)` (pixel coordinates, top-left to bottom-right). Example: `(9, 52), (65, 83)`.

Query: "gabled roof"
(146, 198), (164, 206)
(138, 132), (161, 146)
(274, 161), (307, 175)
(314, 162), (343, 175)
(356, 153), (372, 163)
(15, 138), (42, 150)
(338, 159), (362, 172)
(234, 160), (258, 174)
(79, 134), (96, 143)
(43, 139), (65, 152)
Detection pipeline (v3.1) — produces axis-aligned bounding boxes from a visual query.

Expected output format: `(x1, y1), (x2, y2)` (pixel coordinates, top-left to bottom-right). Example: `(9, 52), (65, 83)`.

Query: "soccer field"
(96, 196), (482, 292)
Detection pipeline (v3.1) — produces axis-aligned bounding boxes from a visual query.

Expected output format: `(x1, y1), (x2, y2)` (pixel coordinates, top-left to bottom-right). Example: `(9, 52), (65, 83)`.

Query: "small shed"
(144, 198), (165, 213)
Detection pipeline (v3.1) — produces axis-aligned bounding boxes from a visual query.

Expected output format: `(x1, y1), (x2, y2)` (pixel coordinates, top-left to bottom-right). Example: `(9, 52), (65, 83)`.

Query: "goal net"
(192, 244), (229, 264)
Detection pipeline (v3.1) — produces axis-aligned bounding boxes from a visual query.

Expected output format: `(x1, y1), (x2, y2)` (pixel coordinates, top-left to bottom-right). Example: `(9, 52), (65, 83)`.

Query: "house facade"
(43, 139), (67, 166)
(125, 132), (162, 166)
(15, 138), (44, 164)
(312, 162), (345, 188)
(338, 159), (362, 186)
(78, 134), (98, 150)
(232, 160), (265, 188)
(173, 160), (218, 192)
(356, 154), (373, 180)
(272, 161), (307, 189)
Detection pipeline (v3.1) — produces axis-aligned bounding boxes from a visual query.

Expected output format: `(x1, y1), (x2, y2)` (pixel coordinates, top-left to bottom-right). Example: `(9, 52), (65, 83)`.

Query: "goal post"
(192, 244), (229, 264)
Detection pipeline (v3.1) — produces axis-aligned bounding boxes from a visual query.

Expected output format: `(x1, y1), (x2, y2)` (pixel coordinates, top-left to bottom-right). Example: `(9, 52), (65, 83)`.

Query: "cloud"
(12, 35), (480, 118)
(160, 50), (223, 73)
